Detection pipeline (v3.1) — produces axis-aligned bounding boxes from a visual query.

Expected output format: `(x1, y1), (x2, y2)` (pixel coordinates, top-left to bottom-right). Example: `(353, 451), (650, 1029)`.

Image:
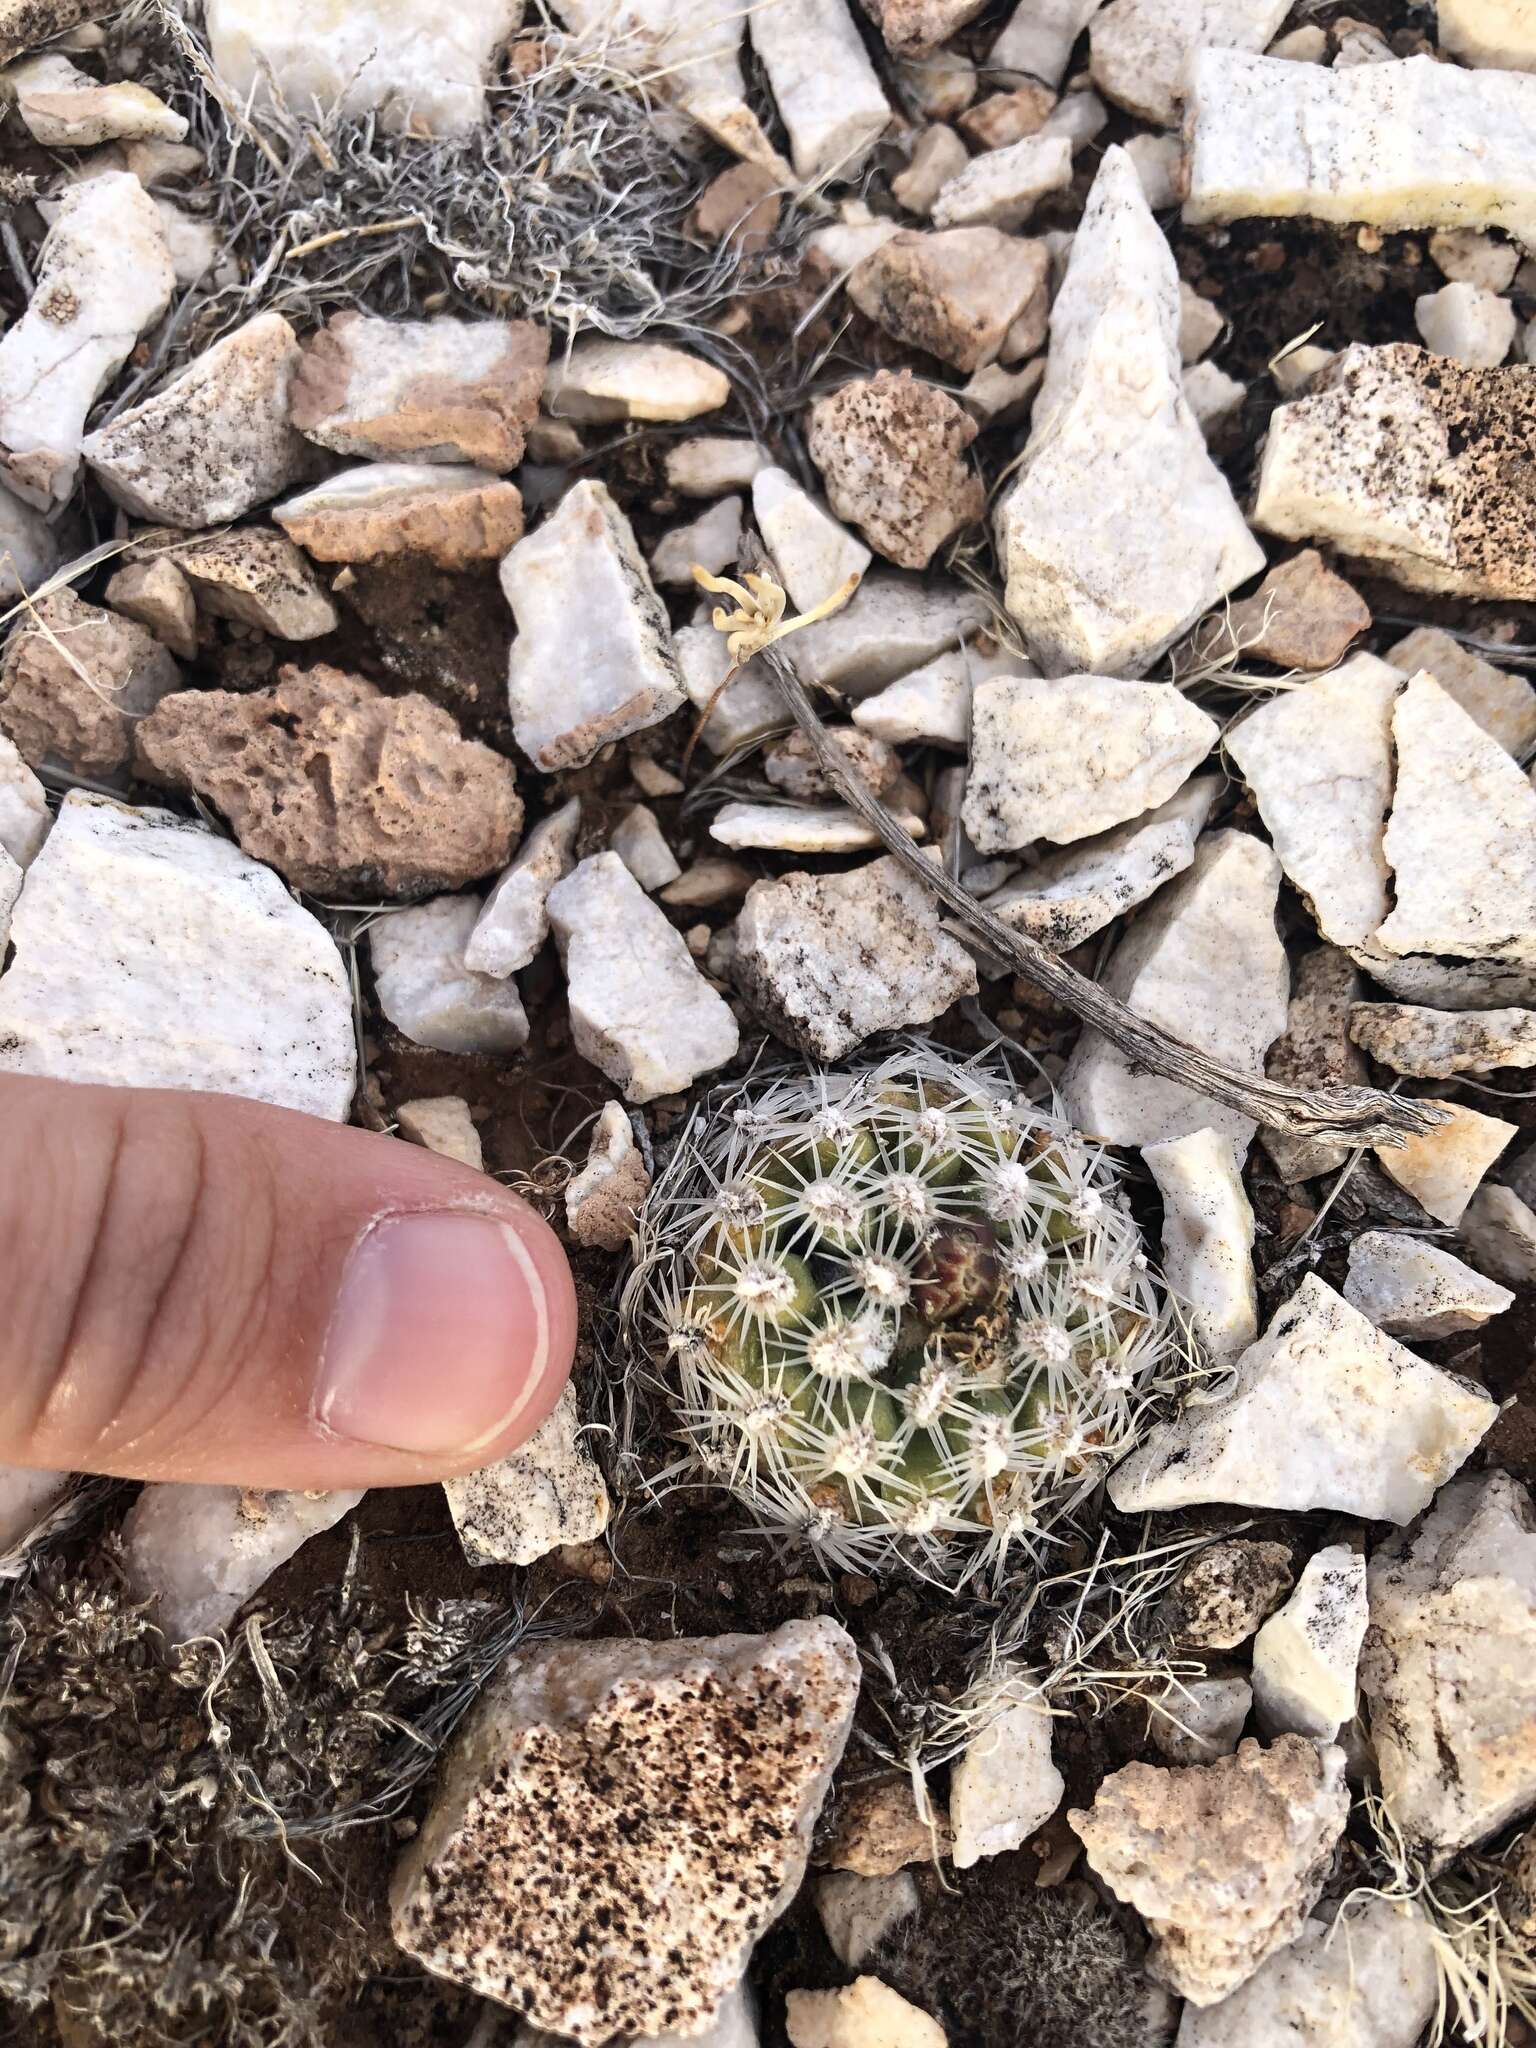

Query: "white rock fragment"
(852, 640), (1032, 749)
(370, 896), (530, 1056)
(1386, 625), (1536, 759)
(0, 478), (58, 597)
(1350, 1002), (1536, 1077)
(1174, 1896), (1439, 2048)
(205, 0), (520, 137)
(0, 732), (49, 870)
(1152, 1676), (1253, 1764)
(610, 804), (681, 892)
(0, 171), (172, 507)
(892, 123), (970, 215)
(105, 554), (198, 659)
(753, 466), (871, 613)
(545, 339), (730, 424)
(786, 1979), (945, 2048)
(666, 437), (769, 497)
(170, 528), (338, 640)
(990, 0), (1104, 86)
(949, 1697), (1064, 1868)
(392, 1619), (860, 2040)
(1344, 1231), (1513, 1339)
(565, 1100), (649, 1251)
(650, 494), (742, 588)
(675, 620), (786, 756)
(1126, 131), (1185, 211)
(1351, 948), (1536, 1013)
(122, 1484), (364, 1641)
(444, 1385), (610, 1569)
(963, 672), (1218, 853)
(548, 853), (739, 1102)
(0, 1467), (72, 1554)
(1431, 228), (1520, 291)
(931, 133), (1073, 229)
(710, 801), (924, 856)
(1061, 830), (1288, 1157)
(1251, 1546), (1368, 1743)
(502, 481), (684, 772)
(1179, 281), (1224, 362)
(1439, 0), (1536, 70)
(4, 51), (186, 143)
(396, 1095), (484, 1170)
(1143, 1127), (1257, 1366)
(1373, 1100), (1517, 1229)
(734, 855), (978, 1061)
(1460, 1183), (1536, 1288)
(814, 1872), (919, 1971)
(747, 0), (892, 183)
(1225, 653), (1401, 951)
(465, 798), (580, 980)
(0, 845), (20, 953)
(1090, 0), (1290, 126)
(793, 572), (991, 699)
(996, 150), (1264, 676)
(1109, 1274), (1497, 1523)
(0, 792), (355, 1118)
(1361, 1471), (1536, 1868)
(1183, 360), (1244, 435)
(1040, 87), (1109, 153)
(1415, 282), (1518, 369)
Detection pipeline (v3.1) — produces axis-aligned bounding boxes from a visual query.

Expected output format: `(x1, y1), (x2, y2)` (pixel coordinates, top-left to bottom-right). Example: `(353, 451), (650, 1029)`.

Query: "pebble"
(764, 726), (899, 802)
(1125, 131), (1185, 211)
(1349, 1000), (1536, 1077)
(465, 797), (581, 979)
(1430, 227), (1521, 291)
(1151, 1676), (1253, 1765)
(661, 858), (755, 909)
(1216, 549), (1370, 672)
(444, 1384), (610, 1567)
(1109, 1273), (1497, 1523)
(1183, 361), (1245, 437)
(665, 436), (770, 497)
(822, 1775), (947, 1874)
(891, 124), (969, 215)
(852, 639), (1033, 750)
(746, 0), (892, 183)
(502, 480), (684, 771)
(1439, 0), (1536, 69)
(949, 1697), (1064, 1867)
(0, 478), (58, 597)
(395, 1095), (483, 1170)
(733, 854), (978, 1060)
(610, 804), (681, 892)
(1386, 625), (1536, 758)
(861, 0), (987, 54)
(121, 1484), (364, 1641)
(0, 587), (180, 778)
(990, 0), (1103, 85)
(1041, 87), (1110, 154)
(1071, 1736), (1348, 2006)
(1459, 1183), (1536, 1288)
(814, 1871), (920, 1971)
(1343, 1230), (1513, 1340)
(391, 1619), (860, 2040)
(1161, 1539), (1294, 1650)
(163, 527), (338, 639)
(1179, 283), (1225, 364)
(1415, 280), (1517, 368)
(1090, 0), (1290, 126)
(370, 895), (530, 1055)
(1372, 1099), (1517, 1229)
(0, 732), (48, 871)
(808, 371), (984, 571)
(710, 801), (925, 855)
(786, 1978), (946, 2048)
(544, 338), (730, 424)
(790, 571), (990, 697)
(649, 494), (743, 588)
(547, 853), (739, 1102)
(1251, 1545), (1368, 1743)
(1143, 1126), (1257, 1366)
(692, 162), (782, 253)
(274, 463), (525, 570)
(4, 51), (186, 143)
(848, 227), (1050, 372)
(565, 1100), (650, 1251)
(0, 1468), (72, 1555)
(957, 80), (1056, 149)
(931, 133), (1073, 230)
(752, 465), (872, 611)
(896, 43), (977, 117)
(1262, 947), (1369, 1184)
(104, 554), (197, 659)
(630, 755), (684, 799)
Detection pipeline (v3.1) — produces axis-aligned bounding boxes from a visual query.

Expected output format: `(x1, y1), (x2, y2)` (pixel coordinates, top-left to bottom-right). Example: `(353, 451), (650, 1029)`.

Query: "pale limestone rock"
(1060, 830), (1288, 1157)
(891, 124), (969, 215)
(710, 801), (925, 856)
(847, 228), (1050, 373)
(991, 0), (1104, 86)
(931, 133), (1073, 230)
(1386, 626), (1536, 758)
(661, 859), (754, 910)
(665, 436), (770, 496)
(1143, 1127), (1256, 1366)
(1184, 52), (1536, 242)
(1183, 361), (1245, 435)
(1252, 1546), (1367, 1743)
(1350, 1002), (1536, 1077)
(808, 209), (905, 274)
(1431, 228), (1521, 292)
(674, 618), (786, 755)
(370, 895), (529, 1055)
(1179, 283), (1225, 363)
(733, 855), (978, 1061)
(806, 371), (984, 573)
(0, 477), (58, 597)
(547, 853), (739, 1102)
(747, 0), (891, 182)
(396, 1095), (484, 1170)
(996, 150), (1264, 676)
(1350, 946), (1536, 1012)
(1090, 0), (1289, 125)
(649, 494), (742, 588)
(1373, 1100), (1517, 1228)
(753, 466), (871, 612)
(1361, 1471), (1536, 1867)
(1108, 1274), (1497, 1523)
(630, 756), (684, 799)
(393, 1620), (860, 2040)
(4, 52), (185, 143)
(204, 0), (521, 137)
(1379, 673), (1536, 964)
(465, 798), (580, 979)
(1162, 1539), (1294, 1650)
(1, 845), (23, 951)
(1344, 1230), (1512, 1340)
(1174, 1897), (1439, 2048)
(0, 1468), (72, 1554)
(565, 1100), (649, 1251)
(502, 481), (684, 771)
(122, 1484), (364, 1641)
(790, 571), (990, 697)
(1152, 1677), (1252, 1764)
(444, 1384), (610, 1568)
(1461, 1182), (1536, 1289)
(859, 0), (986, 54)
(0, 732), (48, 869)
(153, 199), (220, 288)
(963, 672), (1217, 853)
(1268, 24), (1327, 59)
(1224, 653), (1400, 950)
(610, 804), (680, 892)
(545, 339), (729, 425)
(0, 0), (115, 64)
(1416, 281), (1518, 369)
(1041, 88), (1110, 153)
(82, 312), (312, 527)
(949, 1697), (1064, 1868)
(785, 1979), (945, 2048)
(1270, 342), (1335, 396)
(104, 555), (197, 659)
(852, 640), (1033, 750)
(814, 1872), (919, 1971)
(1263, 947), (1369, 1184)
(274, 464), (525, 570)
(763, 727), (899, 806)
(1333, 19), (1394, 65)
(1126, 131), (1185, 211)
(1439, 0), (1536, 69)
(0, 171), (172, 507)
(1071, 1736), (1349, 2006)
(166, 528), (338, 640)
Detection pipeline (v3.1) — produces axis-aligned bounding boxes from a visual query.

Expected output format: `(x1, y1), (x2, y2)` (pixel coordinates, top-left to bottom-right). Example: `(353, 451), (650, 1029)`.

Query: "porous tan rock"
(1210, 549), (1370, 671)
(157, 528), (338, 640)
(1350, 1002), (1536, 1078)
(807, 370), (984, 571)
(0, 588), (179, 776)
(1161, 1539), (1294, 1650)
(763, 726), (900, 803)
(821, 1775), (948, 1876)
(1070, 1737), (1349, 2006)
(134, 664), (521, 898)
(104, 554), (198, 659)
(391, 1619), (860, 2042)
(859, 0), (987, 53)
(1262, 946), (1370, 1184)
(289, 312), (547, 469)
(692, 161), (782, 252)
(1386, 625), (1536, 758)
(274, 463), (525, 569)
(848, 228), (1050, 372)
(565, 1100), (649, 1251)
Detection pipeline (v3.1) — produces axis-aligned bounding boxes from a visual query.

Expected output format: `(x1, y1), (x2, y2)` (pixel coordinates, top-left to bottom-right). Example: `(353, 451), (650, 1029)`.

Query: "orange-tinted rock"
(0, 588), (179, 775)
(275, 463), (525, 569)
(848, 228), (1049, 371)
(809, 369), (984, 569)
(691, 161), (783, 253)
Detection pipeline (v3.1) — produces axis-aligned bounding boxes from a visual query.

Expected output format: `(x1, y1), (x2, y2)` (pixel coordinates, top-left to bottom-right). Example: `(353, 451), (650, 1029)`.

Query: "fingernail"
(316, 1212), (568, 1456)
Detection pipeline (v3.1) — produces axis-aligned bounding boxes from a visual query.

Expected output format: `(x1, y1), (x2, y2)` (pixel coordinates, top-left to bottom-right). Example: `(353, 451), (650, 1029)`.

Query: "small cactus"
(629, 1047), (1186, 1584)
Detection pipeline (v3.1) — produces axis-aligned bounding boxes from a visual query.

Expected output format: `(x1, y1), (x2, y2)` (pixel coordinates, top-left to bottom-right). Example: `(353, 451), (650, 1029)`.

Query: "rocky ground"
(2, 0), (1536, 2045)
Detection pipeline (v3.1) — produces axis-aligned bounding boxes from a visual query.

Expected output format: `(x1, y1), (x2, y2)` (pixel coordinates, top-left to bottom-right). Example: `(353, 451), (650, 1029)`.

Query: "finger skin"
(0, 1075), (577, 1489)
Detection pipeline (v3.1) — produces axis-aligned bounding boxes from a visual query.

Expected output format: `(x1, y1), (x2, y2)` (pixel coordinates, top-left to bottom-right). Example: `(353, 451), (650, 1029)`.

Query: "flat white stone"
(1060, 829), (1288, 1157)
(1251, 1545), (1367, 1743)
(1174, 1897), (1439, 2048)
(0, 1466), (72, 1554)
(931, 133), (1073, 229)
(0, 792), (355, 1119)
(709, 801), (925, 855)
(1350, 944), (1536, 1012)
(121, 1483), (364, 1641)
(991, 0), (1104, 86)
(1090, 0), (1290, 126)
(547, 853), (739, 1102)
(747, 0), (892, 183)
(465, 798), (580, 979)
(650, 494), (743, 588)
(1143, 1127), (1257, 1366)
(949, 1696), (1064, 1868)
(985, 775), (1220, 952)
(1183, 359), (1244, 435)
(0, 171), (172, 507)
(790, 570), (989, 698)
(1439, 0), (1536, 69)
(1460, 1182), (1536, 1288)
(1184, 51), (1536, 242)
(444, 1384), (610, 1568)
(1127, 131), (1185, 211)
(503, 480), (684, 772)
(851, 639), (1033, 749)
(1430, 228), (1520, 292)
(1361, 1470), (1536, 1868)
(545, 339), (730, 425)
(1386, 625), (1536, 759)
(1109, 1273), (1497, 1523)
(1416, 281), (1518, 369)
(1344, 1230), (1513, 1340)
(814, 1872), (919, 1972)
(565, 1099), (649, 1250)
(396, 1095), (483, 1169)
(1179, 282), (1225, 362)
(610, 803), (681, 891)
(752, 466), (871, 613)
(0, 476), (58, 596)
(1151, 1676), (1252, 1764)
(205, 0), (521, 137)
(0, 731), (49, 868)
(5, 52), (187, 143)
(674, 624), (786, 757)
(963, 672), (1218, 853)
(1349, 1001), (1536, 1077)
(996, 149), (1264, 676)
(1225, 653), (1401, 950)
(1373, 1099), (1517, 1228)
(666, 437), (770, 496)
(370, 895), (529, 1056)
(1379, 672), (1536, 964)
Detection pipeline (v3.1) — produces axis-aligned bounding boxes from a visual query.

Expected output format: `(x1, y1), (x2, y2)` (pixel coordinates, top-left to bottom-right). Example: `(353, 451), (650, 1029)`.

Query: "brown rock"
(1218, 549), (1371, 671)
(958, 82), (1058, 149)
(0, 589), (179, 776)
(849, 229), (1049, 372)
(0, 0), (113, 65)
(104, 554), (198, 659)
(691, 162), (783, 253)
(859, 0), (988, 54)
(1263, 945), (1370, 1184)
(764, 725), (901, 802)
(809, 369), (984, 570)
(134, 664), (522, 898)
(820, 1775), (951, 1875)
(144, 528), (338, 640)
(274, 468), (525, 570)
(1160, 1539), (1295, 1650)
